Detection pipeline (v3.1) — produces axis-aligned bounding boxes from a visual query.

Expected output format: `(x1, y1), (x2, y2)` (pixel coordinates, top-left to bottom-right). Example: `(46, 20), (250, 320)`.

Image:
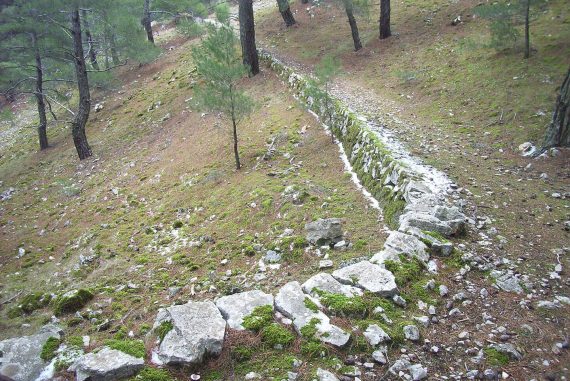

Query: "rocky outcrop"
(332, 261), (398, 296)
(153, 301), (226, 365)
(274, 281), (350, 347)
(305, 218), (343, 246)
(0, 324), (62, 381)
(215, 290), (274, 330)
(68, 347), (144, 381)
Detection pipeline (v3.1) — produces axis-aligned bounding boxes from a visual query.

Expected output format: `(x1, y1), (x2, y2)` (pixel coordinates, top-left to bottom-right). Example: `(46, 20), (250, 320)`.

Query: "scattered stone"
(0, 325), (62, 381)
(372, 349), (387, 364)
(403, 325), (420, 341)
(319, 259), (334, 269)
(317, 368), (340, 381)
(399, 195), (466, 237)
(215, 290), (274, 330)
(264, 250), (282, 263)
(153, 301), (226, 365)
(439, 285), (449, 297)
(363, 324), (391, 346)
(393, 295), (407, 307)
(332, 261), (398, 296)
(518, 142), (536, 156)
(490, 343), (523, 360)
(490, 270), (523, 293)
(69, 347), (144, 381)
(305, 218), (343, 246)
(409, 364), (428, 381)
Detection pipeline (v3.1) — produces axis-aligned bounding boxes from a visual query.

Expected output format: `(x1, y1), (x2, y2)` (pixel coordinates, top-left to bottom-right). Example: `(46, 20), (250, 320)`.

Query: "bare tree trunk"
(81, 9), (99, 70)
(31, 31), (48, 150)
(524, 0), (530, 59)
(231, 115), (241, 170)
(345, 3), (362, 51)
(70, 6), (92, 160)
(301, 0), (308, 4)
(543, 67), (570, 148)
(277, 0), (296, 27)
(379, 0), (391, 39)
(142, 0), (154, 44)
(239, 0), (259, 76)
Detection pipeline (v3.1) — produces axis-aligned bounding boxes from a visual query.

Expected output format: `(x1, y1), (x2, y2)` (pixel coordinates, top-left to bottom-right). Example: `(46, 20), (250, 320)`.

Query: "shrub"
(40, 337), (61, 361)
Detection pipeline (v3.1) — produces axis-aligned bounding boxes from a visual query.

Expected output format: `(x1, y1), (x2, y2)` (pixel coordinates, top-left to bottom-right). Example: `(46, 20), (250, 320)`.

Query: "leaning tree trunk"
(81, 9), (99, 70)
(379, 0), (391, 39)
(70, 6), (92, 160)
(345, 3), (362, 51)
(524, 0), (530, 59)
(543, 67), (570, 148)
(142, 0), (154, 44)
(31, 31), (48, 150)
(239, 0), (259, 76)
(277, 0), (296, 27)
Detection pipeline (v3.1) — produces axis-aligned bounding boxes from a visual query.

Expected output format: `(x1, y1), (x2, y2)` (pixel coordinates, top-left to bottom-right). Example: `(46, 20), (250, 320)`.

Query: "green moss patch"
(104, 339), (146, 358)
(304, 297), (319, 313)
(261, 323), (295, 347)
(155, 321), (174, 343)
(53, 289), (94, 316)
(317, 291), (367, 317)
(133, 367), (175, 381)
(242, 305), (274, 331)
(384, 256), (425, 287)
(484, 347), (510, 366)
(40, 337), (61, 361)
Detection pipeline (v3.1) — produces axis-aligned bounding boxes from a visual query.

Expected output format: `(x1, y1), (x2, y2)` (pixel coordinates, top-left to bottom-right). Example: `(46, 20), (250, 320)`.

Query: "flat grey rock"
(69, 347), (144, 381)
(398, 195), (465, 237)
(403, 325), (420, 341)
(332, 261), (398, 296)
(274, 281), (350, 347)
(383, 231), (429, 263)
(215, 290), (274, 330)
(155, 301), (226, 365)
(363, 324), (391, 346)
(317, 368), (340, 381)
(302, 273), (363, 298)
(490, 270), (523, 294)
(0, 324), (62, 381)
(489, 343), (523, 360)
(305, 218), (343, 246)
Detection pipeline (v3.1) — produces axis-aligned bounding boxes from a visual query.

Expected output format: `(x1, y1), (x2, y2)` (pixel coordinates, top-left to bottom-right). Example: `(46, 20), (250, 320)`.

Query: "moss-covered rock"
(53, 289), (94, 316)
(261, 323), (295, 347)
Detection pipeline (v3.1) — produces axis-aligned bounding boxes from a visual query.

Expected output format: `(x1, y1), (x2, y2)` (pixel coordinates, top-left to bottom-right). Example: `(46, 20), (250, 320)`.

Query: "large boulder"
(274, 282), (350, 347)
(332, 261), (398, 296)
(305, 218), (343, 246)
(302, 273), (363, 298)
(215, 290), (274, 330)
(154, 301), (226, 365)
(68, 347), (144, 381)
(0, 324), (62, 381)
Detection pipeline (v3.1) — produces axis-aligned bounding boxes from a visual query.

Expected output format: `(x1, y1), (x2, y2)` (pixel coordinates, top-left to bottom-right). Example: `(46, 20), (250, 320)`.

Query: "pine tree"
(276, 0), (296, 27)
(141, 0), (209, 44)
(239, 0), (259, 76)
(379, 0), (391, 39)
(191, 12), (254, 170)
(474, 0), (547, 58)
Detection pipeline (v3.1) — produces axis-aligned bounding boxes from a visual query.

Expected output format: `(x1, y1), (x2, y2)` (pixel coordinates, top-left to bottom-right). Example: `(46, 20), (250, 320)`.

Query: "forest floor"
(0, 0), (568, 380)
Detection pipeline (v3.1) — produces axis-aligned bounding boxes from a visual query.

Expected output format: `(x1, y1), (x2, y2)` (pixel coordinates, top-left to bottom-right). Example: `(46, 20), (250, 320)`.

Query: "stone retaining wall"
(259, 51), (447, 227)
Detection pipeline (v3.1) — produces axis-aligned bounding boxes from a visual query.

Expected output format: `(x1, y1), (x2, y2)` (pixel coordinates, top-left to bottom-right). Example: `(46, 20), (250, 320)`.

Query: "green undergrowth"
(131, 367), (176, 381)
(7, 292), (52, 318)
(104, 339), (146, 358)
(242, 305), (274, 331)
(155, 321), (174, 343)
(40, 337), (61, 361)
(484, 347), (510, 366)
